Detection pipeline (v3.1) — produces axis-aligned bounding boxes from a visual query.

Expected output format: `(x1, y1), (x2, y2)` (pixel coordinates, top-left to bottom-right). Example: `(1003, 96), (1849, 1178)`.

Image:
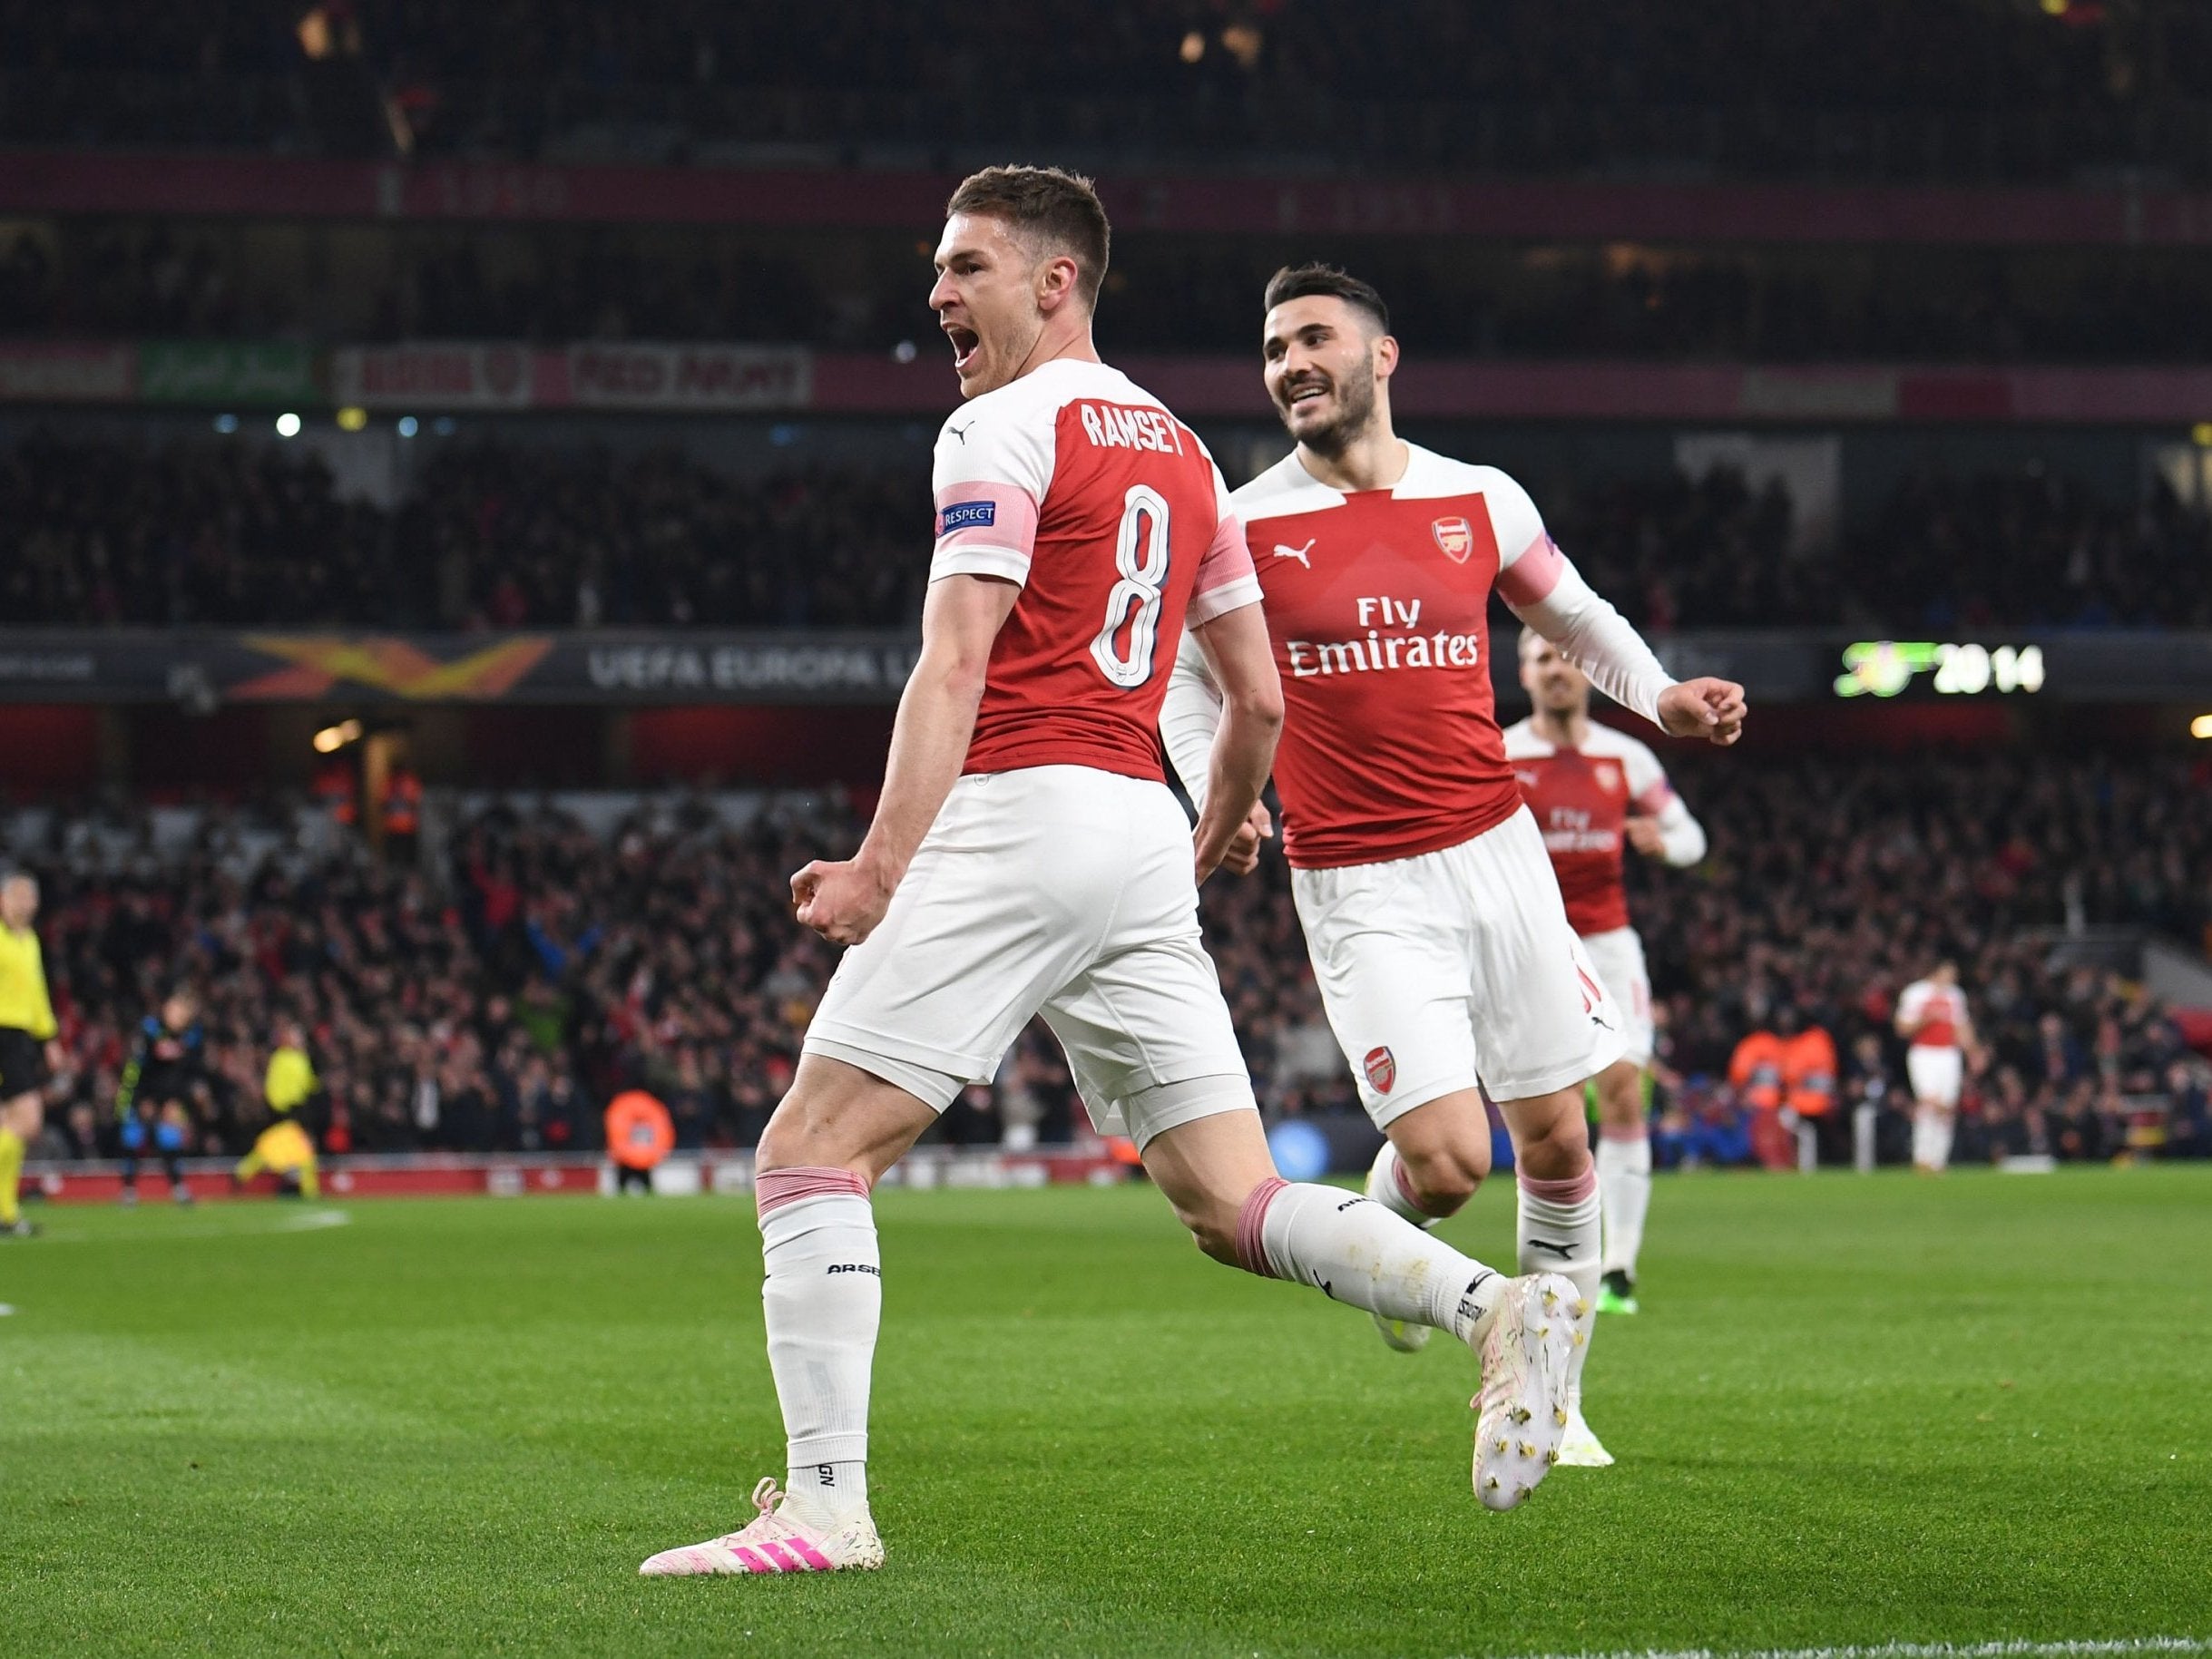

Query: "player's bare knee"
(1595, 1061), (1644, 1132)
(1401, 1144), (1483, 1215)
(1512, 1093), (1593, 1183)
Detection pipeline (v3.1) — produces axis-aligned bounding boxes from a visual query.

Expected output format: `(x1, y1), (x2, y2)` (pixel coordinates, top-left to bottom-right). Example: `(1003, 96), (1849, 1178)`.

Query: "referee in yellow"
(0, 873), (60, 1239)
(233, 1020), (320, 1199)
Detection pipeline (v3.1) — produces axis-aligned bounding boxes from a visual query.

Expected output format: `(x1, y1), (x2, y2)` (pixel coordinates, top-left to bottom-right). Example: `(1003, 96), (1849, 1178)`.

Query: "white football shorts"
(804, 765), (1252, 1149)
(1905, 1045), (1963, 1109)
(1580, 924), (1654, 1068)
(1290, 805), (1625, 1128)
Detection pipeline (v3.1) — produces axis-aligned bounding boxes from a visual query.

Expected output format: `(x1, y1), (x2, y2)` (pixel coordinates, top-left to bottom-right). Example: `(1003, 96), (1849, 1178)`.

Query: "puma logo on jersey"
(1271, 539), (1315, 568)
(946, 420), (975, 444)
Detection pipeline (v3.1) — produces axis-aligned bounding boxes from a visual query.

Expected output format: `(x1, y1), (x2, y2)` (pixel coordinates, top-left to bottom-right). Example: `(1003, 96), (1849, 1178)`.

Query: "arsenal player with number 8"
(643, 178), (1611, 1579)
(1161, 266), (1747, 1469)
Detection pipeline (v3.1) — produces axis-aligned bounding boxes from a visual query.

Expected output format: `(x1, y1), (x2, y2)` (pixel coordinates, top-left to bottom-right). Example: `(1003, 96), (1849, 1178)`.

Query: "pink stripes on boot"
(1516, 1165), (1598, 1203)
(1234, 1176), (1287, 1278)
(756, 1166), (870, 1218)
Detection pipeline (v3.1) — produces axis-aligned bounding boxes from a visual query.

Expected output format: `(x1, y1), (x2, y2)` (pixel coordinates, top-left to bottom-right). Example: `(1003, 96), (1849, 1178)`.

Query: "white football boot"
(1554, 1391), (1615, 1468)
(640, 1478), (885, 1576)
(1364, 1150), (1433, 1353)
(1470, 1272), (1585, 1511)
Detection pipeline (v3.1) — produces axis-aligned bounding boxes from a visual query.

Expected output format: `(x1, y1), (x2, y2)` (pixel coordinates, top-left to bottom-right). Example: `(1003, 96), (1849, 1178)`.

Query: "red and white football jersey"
(931, 358), (1259, 781)
(1227, 444), (1566, 869)
(1501, 717), (1677, 936)
(1897, 979), (1967, 1050)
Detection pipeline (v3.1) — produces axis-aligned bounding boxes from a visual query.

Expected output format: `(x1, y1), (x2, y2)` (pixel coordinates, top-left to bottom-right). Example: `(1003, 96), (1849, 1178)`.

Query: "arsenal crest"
(1431, 516), (1474, 563)
(1596, 762), (1621, 794)
(1363, 1046), (1397, 1094)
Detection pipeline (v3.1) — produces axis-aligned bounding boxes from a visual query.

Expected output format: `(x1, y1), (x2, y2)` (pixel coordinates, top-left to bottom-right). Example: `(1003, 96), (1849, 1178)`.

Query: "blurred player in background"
(232, 1020), (320, 1198)
(115, 989), (205, 1205)
(0, 873), (60, 1238)
(641, 171), (1587, 1580)
(1505, 630), (1708, 1316)
(1163, 265), (1744, 1469)
(1896, 961), (1976, 1174)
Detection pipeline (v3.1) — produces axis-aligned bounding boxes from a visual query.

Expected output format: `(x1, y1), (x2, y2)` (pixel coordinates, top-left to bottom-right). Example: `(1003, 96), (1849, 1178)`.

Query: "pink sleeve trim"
(756, 1166), (871, 1217)
(1194, 512), (1258, 592)
(933, 479), (1039, 560)
(1493, 532), (1566, 608)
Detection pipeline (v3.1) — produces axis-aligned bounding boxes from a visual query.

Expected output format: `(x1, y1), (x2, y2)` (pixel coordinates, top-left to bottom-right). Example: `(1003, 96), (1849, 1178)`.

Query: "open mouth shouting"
(943, 320), (983, 375)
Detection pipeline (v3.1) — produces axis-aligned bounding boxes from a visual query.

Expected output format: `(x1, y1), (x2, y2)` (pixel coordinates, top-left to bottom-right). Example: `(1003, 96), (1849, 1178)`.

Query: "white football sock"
(1238, 1178), (1505, 1343)
(1518, 1165), (1602, 1400)
(757, 1168), (878, 1527)
(1365, 1139), (1438, 1228)
(1928, 1112), (1956, 1170)
(1596, 1133), (1653, 1281)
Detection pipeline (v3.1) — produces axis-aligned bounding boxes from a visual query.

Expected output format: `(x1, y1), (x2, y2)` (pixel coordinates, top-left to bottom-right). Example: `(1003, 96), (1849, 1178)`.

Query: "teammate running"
(1896, 960), (1975, 1173)
(1505, 631), (1709, 1317)
(0, 873), (60, 1239)
(640, 172), (1586, 1579)
(1162, 265), (1744, 1468)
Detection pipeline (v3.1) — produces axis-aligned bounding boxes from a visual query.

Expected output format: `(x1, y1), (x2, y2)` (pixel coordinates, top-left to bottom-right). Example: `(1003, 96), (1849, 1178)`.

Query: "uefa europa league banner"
(0, 629), (2204, 707)
(0, 631), (920, 706)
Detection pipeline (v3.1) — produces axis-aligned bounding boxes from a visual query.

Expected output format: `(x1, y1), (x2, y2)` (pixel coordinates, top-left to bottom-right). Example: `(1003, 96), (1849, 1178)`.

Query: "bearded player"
(640, 175), (1587, 1580)
(1505, 631), (1709, 1317)
(1162, 265), (1744, 1469)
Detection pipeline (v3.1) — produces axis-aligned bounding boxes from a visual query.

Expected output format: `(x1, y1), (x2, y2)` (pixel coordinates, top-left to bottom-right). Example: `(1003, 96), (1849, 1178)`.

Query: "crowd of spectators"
(0, 433), (927, 629)
(2, 0), (2196, 181)
(4, 428), (2207, 632)
(1554, 464), (2212, 633)
(13, 220), (2212, 371)
(11, 752), (2211, 1173)
(1633, 750), (2212, 1166)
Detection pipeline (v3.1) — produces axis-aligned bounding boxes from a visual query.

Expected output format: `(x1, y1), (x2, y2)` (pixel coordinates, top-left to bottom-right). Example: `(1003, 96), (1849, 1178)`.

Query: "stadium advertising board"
(0, 630), (2202, 706)
(0, 631), (921, 705)
(328, 343), (812, 411)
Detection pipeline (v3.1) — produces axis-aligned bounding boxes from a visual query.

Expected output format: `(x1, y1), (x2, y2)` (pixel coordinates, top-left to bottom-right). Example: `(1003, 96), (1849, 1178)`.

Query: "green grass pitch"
(3, 1167), (2207, 1657)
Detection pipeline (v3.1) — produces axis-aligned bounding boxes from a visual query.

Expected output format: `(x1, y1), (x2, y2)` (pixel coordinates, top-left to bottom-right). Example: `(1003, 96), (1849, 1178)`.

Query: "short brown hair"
(945, 165), (1111, 307)
(1263, 263), (1390, 334)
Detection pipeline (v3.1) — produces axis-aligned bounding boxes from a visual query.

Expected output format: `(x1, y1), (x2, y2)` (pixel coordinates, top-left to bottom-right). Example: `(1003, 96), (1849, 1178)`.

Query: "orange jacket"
(1782, 1027), (1839, 1118)
(604, 1089), (675, 1170)
(1728, 1030), (1786, 1112)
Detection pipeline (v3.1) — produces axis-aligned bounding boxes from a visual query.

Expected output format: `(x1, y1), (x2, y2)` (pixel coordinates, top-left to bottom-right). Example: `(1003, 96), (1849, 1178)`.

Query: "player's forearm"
(853, 650), (987, 888)
(1507, 558), (1673, 727)
(1191, 696), (1280, 871)
(1160, 637), (1227, 813)
(1657, 799), (1707, 865)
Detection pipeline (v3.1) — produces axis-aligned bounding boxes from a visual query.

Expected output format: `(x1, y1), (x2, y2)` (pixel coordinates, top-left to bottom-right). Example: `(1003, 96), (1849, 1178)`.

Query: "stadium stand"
(3, 0), (2204, 181)
(5, 430), (2207, 631)
(10, 766), (2207, 1170)
(10, 223), (2212, 366)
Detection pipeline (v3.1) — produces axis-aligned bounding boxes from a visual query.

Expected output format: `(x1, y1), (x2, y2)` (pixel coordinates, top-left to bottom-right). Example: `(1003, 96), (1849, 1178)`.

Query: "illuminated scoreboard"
(1833, 641), (2047, 698)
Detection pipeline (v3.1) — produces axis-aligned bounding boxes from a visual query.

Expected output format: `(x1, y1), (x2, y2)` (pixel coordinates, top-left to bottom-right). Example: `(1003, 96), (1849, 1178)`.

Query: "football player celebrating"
(1506, 631), (1709, 1316)
(1163, 265), (1743, 1468)
(640, 179), (1589, 1580)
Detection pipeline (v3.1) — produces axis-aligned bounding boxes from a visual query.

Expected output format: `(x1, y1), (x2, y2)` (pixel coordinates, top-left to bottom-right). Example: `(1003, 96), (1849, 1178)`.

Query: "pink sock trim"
(1599, 1125), (1650, 1145)
(1235, 1176), (1288, 1278)
(1517, 1166), (1598, 1204)
(1392, 1150), (1458, 1219)
(756, 1166), (870, 1218)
